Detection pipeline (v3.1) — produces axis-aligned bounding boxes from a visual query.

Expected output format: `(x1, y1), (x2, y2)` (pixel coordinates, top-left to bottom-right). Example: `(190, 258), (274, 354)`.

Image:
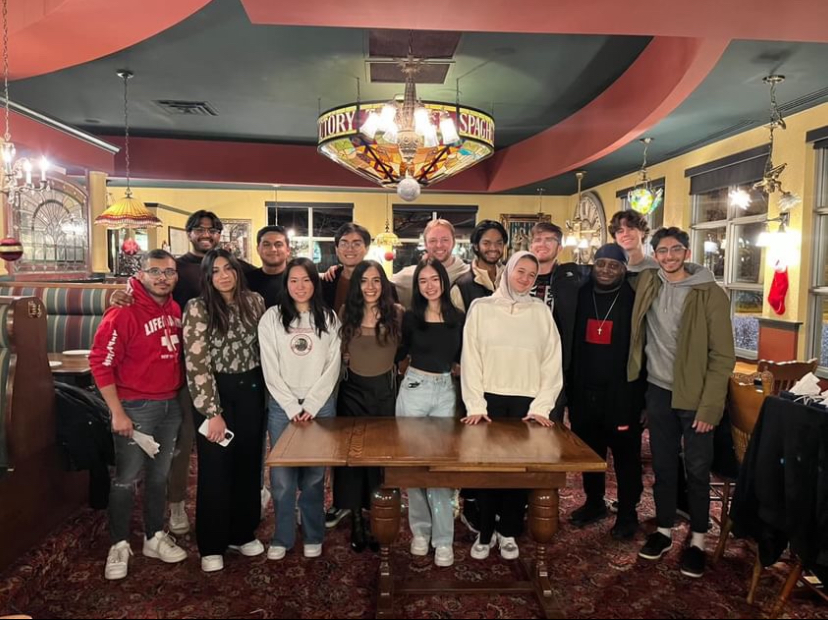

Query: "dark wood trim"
(265, 201), (354, 210)
(615, 177), (665, 198)
(806, 125), (828, 144)
(684, 144), (770, 178)
(757, 318), (803, 333)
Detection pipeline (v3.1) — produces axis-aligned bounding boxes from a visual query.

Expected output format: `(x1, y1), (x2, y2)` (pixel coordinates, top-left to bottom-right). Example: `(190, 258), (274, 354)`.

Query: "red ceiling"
(9, 0), (826, 192)
(241, 0), (828, 44)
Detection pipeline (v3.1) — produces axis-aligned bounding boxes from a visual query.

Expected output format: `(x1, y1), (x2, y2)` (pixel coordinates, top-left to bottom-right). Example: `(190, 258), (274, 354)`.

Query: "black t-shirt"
(245, 268), (285, 309)
(397, 310), (464, 374)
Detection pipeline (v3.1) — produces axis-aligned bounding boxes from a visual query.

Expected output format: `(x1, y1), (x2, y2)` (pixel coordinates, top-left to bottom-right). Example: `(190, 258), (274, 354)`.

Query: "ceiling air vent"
(154, 100), (218, 116)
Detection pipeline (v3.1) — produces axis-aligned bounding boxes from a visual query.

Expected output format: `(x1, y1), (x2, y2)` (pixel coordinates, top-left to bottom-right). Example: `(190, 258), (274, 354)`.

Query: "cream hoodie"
(461, 252), (563, 418)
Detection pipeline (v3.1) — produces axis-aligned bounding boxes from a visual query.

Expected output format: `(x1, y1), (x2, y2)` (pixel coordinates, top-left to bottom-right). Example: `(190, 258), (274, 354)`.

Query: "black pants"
(570, 387), (643, 520)
(194, 367), (266, 556)
(646, 384), (715, 533)
(333, 370), (395, 514)
(475, 393), (532, 545)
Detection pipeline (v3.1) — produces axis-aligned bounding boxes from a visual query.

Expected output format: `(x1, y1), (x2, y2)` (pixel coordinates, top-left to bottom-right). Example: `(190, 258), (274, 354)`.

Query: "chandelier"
(628, 137), (663, 216)
(564, 171), (602, 265)
(729, 75), (801, 212)
(317, 55), (494, 202)
(94, 71), (161, 229)
(1, 0), (49, 211)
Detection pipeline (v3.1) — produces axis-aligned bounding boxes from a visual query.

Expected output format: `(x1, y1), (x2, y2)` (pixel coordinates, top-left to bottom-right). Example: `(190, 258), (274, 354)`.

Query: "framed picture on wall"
(168, 226), (189, 257)
(500, 213), (551, 258)
(220, 218), (253, 263)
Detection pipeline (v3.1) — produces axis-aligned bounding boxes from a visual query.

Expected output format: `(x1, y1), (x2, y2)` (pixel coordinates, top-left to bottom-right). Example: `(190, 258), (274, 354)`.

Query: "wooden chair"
(712, 371), (772, 607)
(756, 358), (818, 395)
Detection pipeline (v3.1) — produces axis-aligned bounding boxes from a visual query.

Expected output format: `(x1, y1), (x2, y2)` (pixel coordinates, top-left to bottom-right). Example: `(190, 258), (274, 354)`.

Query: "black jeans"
(570, 387), (642, 520)
(646, 384), (715, 533)
(475, 393), (533, 545)
(194, 367), (266, 557)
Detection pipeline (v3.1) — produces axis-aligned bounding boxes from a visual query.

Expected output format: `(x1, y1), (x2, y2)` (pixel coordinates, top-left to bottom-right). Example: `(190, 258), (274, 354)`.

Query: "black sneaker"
(638, 532), (672, 560)
(569, 502), (609, 527)
(610, 516), (638, 541)
(679, 546), (706, 578)
(325, 507), (350, 529)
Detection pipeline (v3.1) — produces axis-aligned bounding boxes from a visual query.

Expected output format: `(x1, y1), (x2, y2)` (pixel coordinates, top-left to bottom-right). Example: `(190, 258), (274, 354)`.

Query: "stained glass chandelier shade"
(317, 60), (494, 193)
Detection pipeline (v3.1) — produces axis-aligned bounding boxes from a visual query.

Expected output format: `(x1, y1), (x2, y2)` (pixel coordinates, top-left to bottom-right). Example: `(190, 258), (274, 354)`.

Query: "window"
(391, 205), (477, 273)
(266, 202), (353, 271)
(10, 177), (91, 275)
(809, 146), (828, 374)
(690, 182), (767, 359)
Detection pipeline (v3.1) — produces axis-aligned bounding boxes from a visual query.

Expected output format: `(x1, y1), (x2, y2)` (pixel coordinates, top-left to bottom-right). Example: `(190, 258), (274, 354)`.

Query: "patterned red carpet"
(2, 458), (827, 619)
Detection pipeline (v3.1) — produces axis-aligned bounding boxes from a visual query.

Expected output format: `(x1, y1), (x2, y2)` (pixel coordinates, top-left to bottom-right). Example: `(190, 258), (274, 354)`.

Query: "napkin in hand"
(132, 430), (160, 458)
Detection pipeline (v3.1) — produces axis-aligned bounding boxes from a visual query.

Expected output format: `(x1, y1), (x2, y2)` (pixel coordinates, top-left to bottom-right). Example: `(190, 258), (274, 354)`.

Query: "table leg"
(371, 487), (401, 619)
(528, 488), (563, 620)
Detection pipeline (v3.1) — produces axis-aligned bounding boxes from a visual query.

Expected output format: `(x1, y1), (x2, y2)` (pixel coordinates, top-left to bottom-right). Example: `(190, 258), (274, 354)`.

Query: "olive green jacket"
(627, 267), (735, 425)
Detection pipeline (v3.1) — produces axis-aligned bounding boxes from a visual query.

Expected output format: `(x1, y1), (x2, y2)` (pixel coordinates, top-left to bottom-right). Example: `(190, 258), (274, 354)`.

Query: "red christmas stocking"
(767, 266), (788, 315)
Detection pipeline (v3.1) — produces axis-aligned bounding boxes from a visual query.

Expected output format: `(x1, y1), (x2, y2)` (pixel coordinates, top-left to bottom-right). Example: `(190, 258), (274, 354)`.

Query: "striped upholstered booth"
(0, 282), (121, 353)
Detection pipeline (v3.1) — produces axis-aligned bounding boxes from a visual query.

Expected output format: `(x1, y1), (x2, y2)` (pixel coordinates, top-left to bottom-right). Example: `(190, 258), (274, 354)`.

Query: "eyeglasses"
(191, 226), (221, 235)
(143, 268), (178, 278)
(655, 245), (687, 256)
(338, 240), (365, 250)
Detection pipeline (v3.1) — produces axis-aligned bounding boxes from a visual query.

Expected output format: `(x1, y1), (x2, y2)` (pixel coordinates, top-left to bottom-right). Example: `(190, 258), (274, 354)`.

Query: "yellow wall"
(124, 186), (573, 266)
(584, 101), (828, 354)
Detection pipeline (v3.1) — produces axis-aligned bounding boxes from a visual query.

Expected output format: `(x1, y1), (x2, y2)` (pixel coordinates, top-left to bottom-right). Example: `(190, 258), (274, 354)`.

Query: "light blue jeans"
(268, 393), (336, 549)
(395, 368), (456, 547)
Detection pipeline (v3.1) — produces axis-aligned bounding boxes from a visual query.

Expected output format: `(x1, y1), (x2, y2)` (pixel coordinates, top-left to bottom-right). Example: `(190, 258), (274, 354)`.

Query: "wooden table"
(48, 352), (92, 382)
(267, 417), (605, 619)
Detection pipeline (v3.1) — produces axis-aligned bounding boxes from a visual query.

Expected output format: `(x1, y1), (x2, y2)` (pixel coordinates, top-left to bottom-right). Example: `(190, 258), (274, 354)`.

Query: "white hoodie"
(258, 307), (341, 419)
(461, 251), (563, 418)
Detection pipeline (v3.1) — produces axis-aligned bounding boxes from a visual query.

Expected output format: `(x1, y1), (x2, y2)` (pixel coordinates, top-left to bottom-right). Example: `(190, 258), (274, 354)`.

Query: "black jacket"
(531, 261), (588, 373)
(731, 395), (828, 578)
(568, 279), (644, 429)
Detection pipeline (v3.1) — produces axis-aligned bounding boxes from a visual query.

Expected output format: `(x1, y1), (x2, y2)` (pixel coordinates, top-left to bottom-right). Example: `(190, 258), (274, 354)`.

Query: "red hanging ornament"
(0, 237), (23, 262)
(767, 264), (788, 315)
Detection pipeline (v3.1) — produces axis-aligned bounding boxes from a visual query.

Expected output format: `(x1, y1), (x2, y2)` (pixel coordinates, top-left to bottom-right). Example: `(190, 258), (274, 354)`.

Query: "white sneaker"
(201, 555), (224, 572)
(434, 545), (454, 567)
(104, 540), (132, 580)
(228, 539), (265, 557)
(267, 545), (287, 560)
(470, 533), (498, 560)
(143, 531), (187, 563)
(303, 543), (322, 558)
(169, 501), (190, 535)
(260, 487), (271, 520)
(410, 535), (429, 557)
(498, 535), (519, 560)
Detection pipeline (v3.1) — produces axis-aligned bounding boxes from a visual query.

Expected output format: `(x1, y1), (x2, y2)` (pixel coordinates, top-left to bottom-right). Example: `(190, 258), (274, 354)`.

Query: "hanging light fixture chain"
(2, 0), (10, 143)
(122, 72), (131, 196)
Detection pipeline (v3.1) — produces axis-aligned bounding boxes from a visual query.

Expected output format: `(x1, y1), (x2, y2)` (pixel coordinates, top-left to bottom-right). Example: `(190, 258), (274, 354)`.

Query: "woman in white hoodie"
(461, 251), (563, 561)
(258, 257), (341, 561)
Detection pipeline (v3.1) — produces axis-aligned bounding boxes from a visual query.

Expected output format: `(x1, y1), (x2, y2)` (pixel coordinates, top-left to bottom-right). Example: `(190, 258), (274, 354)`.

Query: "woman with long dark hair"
(335, 259), (403, 552)
(461, 251), (562, 561)
(396, 257), (464, 566)
(183, 248), (267, 573)
(258, 257), (341, 560)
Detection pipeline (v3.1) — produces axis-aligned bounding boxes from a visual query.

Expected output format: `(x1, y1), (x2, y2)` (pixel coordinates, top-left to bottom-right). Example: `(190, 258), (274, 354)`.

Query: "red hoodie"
(90, 277), (184, 401)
